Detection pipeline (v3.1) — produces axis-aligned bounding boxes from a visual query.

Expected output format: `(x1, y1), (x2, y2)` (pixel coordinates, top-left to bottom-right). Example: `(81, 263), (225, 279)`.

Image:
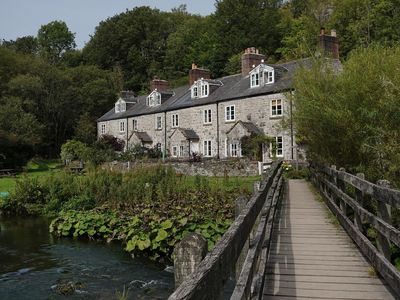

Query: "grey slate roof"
(97, 58), (341, 122)
(134, 132), (152, 143)
(170, 128), (200, 140)
(226, 121), (264, 135)
(180, 128), (199, 140)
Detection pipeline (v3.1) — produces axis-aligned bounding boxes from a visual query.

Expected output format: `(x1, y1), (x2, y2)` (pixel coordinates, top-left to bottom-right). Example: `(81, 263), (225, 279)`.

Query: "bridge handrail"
(310, 162), (400, 296)
(169, 160), (283, 300)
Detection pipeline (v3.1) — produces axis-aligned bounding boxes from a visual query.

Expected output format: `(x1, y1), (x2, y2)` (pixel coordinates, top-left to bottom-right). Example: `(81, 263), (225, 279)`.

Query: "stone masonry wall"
(98, 92), (296, 160)
(104, 159), (259, 177)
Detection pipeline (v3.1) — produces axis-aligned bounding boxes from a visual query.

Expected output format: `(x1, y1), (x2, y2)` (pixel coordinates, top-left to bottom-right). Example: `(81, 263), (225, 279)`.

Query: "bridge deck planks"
(263, 179), (396, 300)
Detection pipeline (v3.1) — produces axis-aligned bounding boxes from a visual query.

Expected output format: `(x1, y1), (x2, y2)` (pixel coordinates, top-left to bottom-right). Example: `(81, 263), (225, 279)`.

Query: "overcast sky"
(0, 0), (216, 48)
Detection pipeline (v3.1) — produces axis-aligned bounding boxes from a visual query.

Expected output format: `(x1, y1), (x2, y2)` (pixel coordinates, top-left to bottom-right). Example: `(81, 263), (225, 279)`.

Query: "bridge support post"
(173, 233), (208, 289)
(354, 173), (365, 233)
(376, 180), (392, 260)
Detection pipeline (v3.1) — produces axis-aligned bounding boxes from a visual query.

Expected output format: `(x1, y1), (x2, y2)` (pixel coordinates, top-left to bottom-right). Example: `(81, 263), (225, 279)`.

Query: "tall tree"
(37, 20), (76, 64)
(293, 45), (400, 184)
(330, 0), (400, 58)
(212, 0), (283, 75)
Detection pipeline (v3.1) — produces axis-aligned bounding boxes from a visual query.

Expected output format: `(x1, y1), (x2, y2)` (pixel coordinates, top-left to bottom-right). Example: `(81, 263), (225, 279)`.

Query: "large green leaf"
(155, 229), (168, 242)
(137, 239), (151, 250)
(161, 219), (173, 229)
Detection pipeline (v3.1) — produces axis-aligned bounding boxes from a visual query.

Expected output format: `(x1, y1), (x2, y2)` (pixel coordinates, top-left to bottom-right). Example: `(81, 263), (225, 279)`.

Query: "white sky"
(0, 0), (216, 48)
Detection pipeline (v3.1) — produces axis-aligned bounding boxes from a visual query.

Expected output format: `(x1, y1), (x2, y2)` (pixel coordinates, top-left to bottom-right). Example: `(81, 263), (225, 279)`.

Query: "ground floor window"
(203, 140), (212, 157)
(179, 145), (185, 157)
(230, 142), (239, 157)
(172, 146), (178, 157)
(101, 124), (106, 134)
(276, 136), (283, 157)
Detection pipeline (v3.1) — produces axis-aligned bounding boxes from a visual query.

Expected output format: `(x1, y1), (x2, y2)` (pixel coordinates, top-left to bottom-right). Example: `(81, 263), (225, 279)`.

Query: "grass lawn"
(0, 159), (260, 195)
(0, 159), (63, 193)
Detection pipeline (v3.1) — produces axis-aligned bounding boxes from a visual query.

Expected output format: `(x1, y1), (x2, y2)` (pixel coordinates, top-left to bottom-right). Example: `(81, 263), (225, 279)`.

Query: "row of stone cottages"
(97, 29), (340, 162)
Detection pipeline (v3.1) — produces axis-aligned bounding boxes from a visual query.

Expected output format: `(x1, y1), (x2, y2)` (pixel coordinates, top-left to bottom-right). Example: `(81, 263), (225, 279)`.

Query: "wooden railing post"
(376, 180), (392, 260)
(329, 165), (338, 205)
(337, 167), (348, 215)
(235, 195), (249, 281)
(354, 173), (365, 233)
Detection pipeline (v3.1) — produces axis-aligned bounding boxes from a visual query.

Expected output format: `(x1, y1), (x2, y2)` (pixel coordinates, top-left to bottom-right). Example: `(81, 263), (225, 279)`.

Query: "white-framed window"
(230, 143), (239, 157)
(179, 145), (185, 157)
(156, 143), (162, 151)
(172, 114), (179, 128)
(250, 64), (274, 88)
(191, 80), (209, 99)
(203, 140), (212, 157)
(132, 119), (138, 131)
(225, 105), (235, 122)
(266, 71), (274, 84)
(276, 136), (283, 157)
(251, 73), (259, 87)
(203, 109), (212, 124)
(119, 121), (125, 133)
(155, 116), (162, 130)
(172, 146), (178, 157)
(271, 99), (282, 117)
(147, 91), (161, 107)
(100, 124), (106, 134)
(192, 86), (198, 98)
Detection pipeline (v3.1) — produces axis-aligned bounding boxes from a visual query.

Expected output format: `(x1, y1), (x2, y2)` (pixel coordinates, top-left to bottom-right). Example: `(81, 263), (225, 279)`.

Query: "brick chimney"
(150, 76), (169, 92)
(189, 64), (210, 86)
(241, 47), (266, 76)
(319, 28), (339, 59)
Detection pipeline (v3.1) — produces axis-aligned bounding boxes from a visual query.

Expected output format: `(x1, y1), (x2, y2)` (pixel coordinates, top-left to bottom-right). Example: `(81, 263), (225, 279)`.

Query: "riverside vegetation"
(0, 165), (256, 262)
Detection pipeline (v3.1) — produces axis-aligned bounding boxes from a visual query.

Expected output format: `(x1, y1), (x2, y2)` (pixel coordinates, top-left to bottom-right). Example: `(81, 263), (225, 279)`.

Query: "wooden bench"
(0, 169), (16, 177)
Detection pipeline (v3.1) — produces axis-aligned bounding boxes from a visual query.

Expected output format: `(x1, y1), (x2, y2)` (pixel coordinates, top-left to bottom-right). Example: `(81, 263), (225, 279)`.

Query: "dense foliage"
(293, 45), (400, 185)
(2, 0), (400, 163)
(0, 165), (253, 261)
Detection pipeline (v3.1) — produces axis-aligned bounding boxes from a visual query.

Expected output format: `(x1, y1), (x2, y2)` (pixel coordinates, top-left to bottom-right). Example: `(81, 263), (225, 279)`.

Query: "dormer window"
(251, 73), (259, 87)
(191, 79), (209, 99)
(115, 98), (126, 113)
(147, 90), (162, 107)
(250, 64), (274, 88)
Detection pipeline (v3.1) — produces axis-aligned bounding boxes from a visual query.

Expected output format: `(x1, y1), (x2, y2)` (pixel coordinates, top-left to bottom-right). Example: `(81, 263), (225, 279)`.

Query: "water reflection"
(0, 216), (174, 299)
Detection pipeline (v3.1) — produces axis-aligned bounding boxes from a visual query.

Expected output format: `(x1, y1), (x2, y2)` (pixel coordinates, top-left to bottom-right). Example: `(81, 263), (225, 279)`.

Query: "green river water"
(0, 216), (174, 299)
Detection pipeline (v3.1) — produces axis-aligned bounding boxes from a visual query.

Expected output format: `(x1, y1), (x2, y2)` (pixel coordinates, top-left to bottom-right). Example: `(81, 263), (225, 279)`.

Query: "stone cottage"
(97, 30), (340, 162)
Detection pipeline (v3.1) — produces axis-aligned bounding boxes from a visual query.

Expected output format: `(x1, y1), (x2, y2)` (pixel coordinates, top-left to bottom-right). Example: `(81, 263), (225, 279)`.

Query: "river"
(0, 216), (174, 299)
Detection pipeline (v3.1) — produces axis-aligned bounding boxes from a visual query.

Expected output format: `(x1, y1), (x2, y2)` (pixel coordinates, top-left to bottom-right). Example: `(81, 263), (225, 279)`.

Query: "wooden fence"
(310, 163), (400, 296)
(169, 160), (284, 300)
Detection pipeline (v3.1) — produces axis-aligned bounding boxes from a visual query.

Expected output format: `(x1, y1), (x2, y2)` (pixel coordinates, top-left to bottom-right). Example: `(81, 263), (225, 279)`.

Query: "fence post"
(354, 173), (365, 232)
(235, 195), (249, 280)
(329, 165), (337, 203)
(376, 180), (392, 260)
(337, 167), (348, 215)
(173, 233), (208, 289)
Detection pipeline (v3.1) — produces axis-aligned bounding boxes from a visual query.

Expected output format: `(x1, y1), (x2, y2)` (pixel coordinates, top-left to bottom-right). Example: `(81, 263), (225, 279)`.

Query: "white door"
(191, 142), (199, 154)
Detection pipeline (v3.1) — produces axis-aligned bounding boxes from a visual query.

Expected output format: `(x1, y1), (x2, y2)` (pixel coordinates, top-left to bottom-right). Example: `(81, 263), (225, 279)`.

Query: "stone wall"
(103, 159), (259, 177)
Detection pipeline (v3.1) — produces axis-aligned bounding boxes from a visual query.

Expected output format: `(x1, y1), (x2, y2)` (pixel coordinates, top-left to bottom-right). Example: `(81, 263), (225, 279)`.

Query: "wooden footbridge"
(169, 161), (400, 300)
